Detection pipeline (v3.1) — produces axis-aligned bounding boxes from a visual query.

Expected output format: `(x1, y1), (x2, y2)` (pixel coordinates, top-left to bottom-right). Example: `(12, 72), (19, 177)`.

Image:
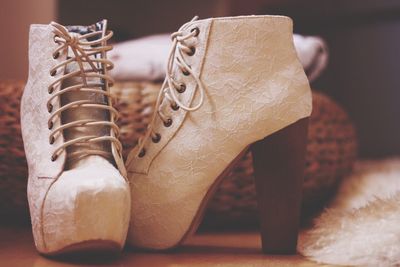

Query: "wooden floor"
(0, 226), (330, 267)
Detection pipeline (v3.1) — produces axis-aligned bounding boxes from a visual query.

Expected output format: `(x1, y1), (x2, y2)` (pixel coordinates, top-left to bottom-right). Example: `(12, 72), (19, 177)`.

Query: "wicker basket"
(0, 81), (357, 228)
(0, 81), (29, 223)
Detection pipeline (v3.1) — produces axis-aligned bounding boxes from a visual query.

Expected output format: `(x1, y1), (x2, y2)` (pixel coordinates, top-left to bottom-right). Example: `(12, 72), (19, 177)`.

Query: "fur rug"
(299, 158), (400, 266)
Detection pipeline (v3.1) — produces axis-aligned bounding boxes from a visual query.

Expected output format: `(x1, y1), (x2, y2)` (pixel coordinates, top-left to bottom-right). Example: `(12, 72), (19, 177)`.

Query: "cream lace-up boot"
(21, 20), (130, 255)
(126, 15), (312, 254)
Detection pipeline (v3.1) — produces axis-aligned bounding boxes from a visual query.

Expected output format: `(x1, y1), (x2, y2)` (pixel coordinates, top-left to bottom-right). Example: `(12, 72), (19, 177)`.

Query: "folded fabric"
(293, 34), (328, 82)
(109, 33), (329, 83)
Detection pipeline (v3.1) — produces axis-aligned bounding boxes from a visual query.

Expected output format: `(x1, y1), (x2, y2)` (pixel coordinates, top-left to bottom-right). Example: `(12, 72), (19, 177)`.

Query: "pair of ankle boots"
(21, 15), (311, 256)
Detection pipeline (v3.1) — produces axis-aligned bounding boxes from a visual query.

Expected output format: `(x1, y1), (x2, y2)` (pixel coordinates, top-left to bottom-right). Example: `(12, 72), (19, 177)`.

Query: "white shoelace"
(136, 16), (205, 157)
(48, 22), (122, 162)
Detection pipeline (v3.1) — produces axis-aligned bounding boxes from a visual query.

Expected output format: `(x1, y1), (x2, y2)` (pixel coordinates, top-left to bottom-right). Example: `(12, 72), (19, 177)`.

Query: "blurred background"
(0, 4), (398, 264)
(1, 0), (400, 159)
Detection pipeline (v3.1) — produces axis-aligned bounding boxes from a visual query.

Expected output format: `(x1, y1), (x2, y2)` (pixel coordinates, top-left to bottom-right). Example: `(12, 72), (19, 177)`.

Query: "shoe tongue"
(65, 19), (107, 41)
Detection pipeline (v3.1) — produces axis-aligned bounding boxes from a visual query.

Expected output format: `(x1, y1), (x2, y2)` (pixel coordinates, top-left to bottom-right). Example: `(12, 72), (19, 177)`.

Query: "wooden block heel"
(251, 117), (309, 254)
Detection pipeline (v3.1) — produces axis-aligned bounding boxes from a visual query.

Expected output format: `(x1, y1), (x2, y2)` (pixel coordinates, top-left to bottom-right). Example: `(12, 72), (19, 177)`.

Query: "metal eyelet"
(51, 154), (57, 161)
(48, 86), (54, 94)
(53, 35), (59, 43)
(186, 46), (196, 56)
(138, 148), (146, 158)
(182, 69), (190, 76)
(49, 136), (55, 145)
(163, 118), (173, 127)
(191, 27), (200, 37)
(50, 69), (57, 76)
(48, 121), (53, 130)
(152, 133), (161, 143)
(176, 83), (186, 93)
(171, 102), (179, 111)
(47, 103), (53, 113)
(53, 52), (60, 59)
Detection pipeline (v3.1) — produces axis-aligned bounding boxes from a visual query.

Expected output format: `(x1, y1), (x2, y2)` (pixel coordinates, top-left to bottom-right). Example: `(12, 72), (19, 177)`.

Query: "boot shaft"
(22, 21), (126, 177)
(127, 15), (312, 172)
(199, 15), (312, 139)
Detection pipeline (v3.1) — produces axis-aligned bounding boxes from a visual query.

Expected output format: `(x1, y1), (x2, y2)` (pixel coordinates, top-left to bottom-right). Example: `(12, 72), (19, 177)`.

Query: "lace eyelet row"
(48, 34), (59, 162)
(176, 83), (186, 93)
(179, 27), (200, 75)
(186, 46), (196, 56)
(138, 148), (146, 158)
(163, 118), (173, 127)
(189, 28), (200, 59)
(49, 44), (56, 151)
(47, 103), (53, 113)
(137, 25), (201, 159)
(152, 133), (161, 143)
(191, 27), (200, 37)
(53, 51), (60, 59)
(171, 102), (179, 111)
(182, 69), (190, 76)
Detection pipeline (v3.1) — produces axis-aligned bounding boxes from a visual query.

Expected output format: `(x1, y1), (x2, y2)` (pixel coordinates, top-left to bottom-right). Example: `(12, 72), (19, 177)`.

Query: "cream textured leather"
(21, 20), (130, 254)
(126, 15), (312, 250)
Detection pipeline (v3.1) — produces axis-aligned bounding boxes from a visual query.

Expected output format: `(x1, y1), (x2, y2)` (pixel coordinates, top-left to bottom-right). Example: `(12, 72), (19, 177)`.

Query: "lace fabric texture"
(48, 22), (122, 166)
(125, 15), (312, 249)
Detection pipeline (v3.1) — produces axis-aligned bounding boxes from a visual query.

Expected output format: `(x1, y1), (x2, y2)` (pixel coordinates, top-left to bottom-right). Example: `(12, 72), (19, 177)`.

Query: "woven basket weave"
(0, 81), (357, 227)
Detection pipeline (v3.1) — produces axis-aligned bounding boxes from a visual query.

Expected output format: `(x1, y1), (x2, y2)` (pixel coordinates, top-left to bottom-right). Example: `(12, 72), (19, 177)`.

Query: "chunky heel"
(251, 117), (309, 254)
